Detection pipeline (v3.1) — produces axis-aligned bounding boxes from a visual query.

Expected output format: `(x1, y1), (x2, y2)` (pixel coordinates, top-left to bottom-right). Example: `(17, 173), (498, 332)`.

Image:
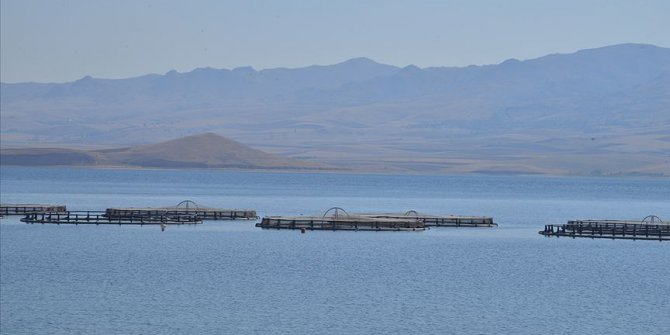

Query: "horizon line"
(1, 42), (666, 85)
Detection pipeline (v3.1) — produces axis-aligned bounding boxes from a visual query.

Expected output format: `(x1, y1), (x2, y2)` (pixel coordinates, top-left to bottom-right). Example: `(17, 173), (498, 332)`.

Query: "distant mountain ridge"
(1, 43), (669, 176)
(0, 56), (399, 101)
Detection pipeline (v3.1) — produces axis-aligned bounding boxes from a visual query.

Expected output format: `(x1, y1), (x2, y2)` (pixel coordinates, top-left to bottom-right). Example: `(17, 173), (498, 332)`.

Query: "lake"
(1, 167), (669, 334)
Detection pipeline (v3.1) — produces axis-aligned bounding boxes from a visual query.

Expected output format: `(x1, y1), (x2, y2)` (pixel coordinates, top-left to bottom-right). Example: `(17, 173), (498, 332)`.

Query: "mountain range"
(1, 43), (669, 176)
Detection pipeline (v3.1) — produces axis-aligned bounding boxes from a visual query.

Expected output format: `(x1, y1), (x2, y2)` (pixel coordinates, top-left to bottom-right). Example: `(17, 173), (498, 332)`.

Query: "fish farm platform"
(257, 207), (426, 231)
(105, 200), (257, 220)
(361, 211), (496, 227)
(540, 216), (669, 241)
(21, 211), (202, 225)
(1, 204), (67, 216)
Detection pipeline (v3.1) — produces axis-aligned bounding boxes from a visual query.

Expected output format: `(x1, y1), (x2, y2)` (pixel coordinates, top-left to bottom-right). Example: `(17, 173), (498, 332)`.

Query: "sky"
(1, 0), (669, 83)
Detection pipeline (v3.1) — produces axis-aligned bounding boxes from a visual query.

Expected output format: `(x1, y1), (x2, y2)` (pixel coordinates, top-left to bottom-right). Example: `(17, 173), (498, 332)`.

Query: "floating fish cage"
(1, 204), (67, 216)
(257, 207), (426, 231)
(539, 215), (669, 241)
(21, 211), (202, 225)
(105, 200), (257, 220)
(360, 210), (496, 227)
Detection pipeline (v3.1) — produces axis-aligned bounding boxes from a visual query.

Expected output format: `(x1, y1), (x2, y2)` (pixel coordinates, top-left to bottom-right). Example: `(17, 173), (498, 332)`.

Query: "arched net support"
(322, 207), (349, 219)
(641, 215), (664, 224)
(404, 210), (419, 217)
(175, 200), (200, 210)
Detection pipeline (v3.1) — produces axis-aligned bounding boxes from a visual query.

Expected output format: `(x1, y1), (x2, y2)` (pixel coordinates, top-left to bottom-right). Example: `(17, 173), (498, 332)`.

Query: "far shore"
(0, 163), (666, 179)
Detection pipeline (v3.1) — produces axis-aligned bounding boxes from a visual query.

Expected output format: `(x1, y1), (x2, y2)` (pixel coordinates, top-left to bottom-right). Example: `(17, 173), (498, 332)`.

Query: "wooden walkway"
(106, 200), (256, 220)
(540, 218), (669, 241)
(1, 204), (66, 216)
(257, 216), (425, 231)
(257, 207), (425, 231)
(21, 211), (202, 225)
(361, 211), (496, 227)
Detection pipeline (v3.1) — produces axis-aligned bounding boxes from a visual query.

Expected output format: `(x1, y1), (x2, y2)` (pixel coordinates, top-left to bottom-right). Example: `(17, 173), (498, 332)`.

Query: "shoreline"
(0, 164), (666, 179)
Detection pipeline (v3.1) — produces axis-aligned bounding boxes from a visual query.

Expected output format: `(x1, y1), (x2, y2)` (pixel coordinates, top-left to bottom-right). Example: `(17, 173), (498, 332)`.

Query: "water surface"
(1, 167), (669, 334)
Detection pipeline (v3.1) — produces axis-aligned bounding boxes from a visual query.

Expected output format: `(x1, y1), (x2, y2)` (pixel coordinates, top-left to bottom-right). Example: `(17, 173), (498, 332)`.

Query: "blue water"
(1, 167), (669, 334)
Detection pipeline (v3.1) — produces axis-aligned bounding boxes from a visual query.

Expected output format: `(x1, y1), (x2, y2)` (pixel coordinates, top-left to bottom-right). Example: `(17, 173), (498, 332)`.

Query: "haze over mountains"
(2, 43), (669, 176)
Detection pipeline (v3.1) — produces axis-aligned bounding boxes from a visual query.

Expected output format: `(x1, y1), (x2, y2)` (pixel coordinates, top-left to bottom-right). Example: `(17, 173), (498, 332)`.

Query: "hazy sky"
(1, 0), (669, 83)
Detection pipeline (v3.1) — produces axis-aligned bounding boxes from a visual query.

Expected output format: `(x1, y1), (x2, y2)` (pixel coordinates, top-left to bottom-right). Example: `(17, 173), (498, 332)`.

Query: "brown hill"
(96, 133), (320, 169)
(1, 133), (322, 170)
